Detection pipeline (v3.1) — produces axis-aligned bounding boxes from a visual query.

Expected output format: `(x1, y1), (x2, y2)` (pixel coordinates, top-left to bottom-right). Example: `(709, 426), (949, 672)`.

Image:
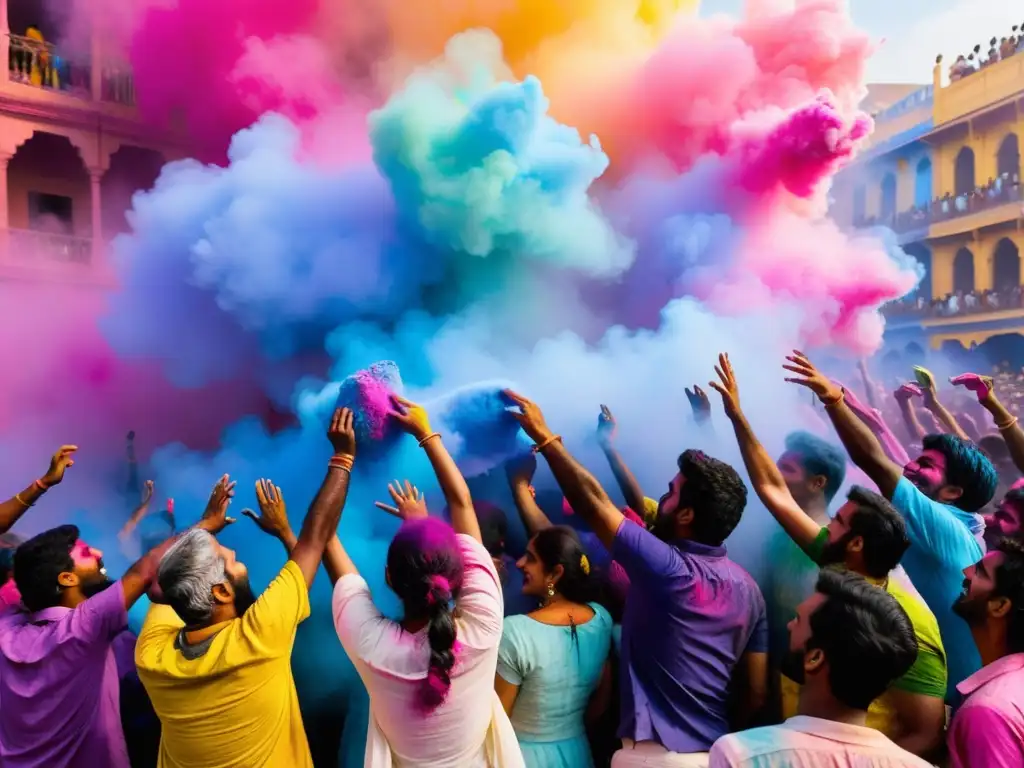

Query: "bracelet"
(997, 417), (1018, 431)
(14, 493), (31, 508)
(329, 453), (354, 471)
(820, 388), (845, 409)
(418, 432), (441, 448)
(533, 434), (563, 453)
(34, 478), (49, 491)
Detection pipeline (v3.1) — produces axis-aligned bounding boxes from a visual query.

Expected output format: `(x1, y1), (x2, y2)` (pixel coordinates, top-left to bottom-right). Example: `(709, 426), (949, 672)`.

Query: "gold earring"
(546, 583), (555, 598)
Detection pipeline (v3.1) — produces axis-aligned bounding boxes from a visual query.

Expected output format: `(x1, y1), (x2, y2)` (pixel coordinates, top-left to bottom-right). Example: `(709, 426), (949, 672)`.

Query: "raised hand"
(685, 385), (712, 422)
(504, 389), (554, 445)
(242, 479), (292, 540)
(42, 445), (78, 487)
(374, 480), (428, 520)
(328, 407), (357, 456)
(199, 474), (237, 534)
(389, 395), (432, 442)
(707, 353), (741, 419)
(783, 351), (842, 402)
(893, 382), (923, 404)
(950, 373), (994, 403)
(506, 451), (537, 485)
(596, 404), (617, 448)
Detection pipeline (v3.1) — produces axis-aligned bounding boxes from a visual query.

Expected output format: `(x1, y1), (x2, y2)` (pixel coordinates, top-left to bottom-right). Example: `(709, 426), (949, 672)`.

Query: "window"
(27, 192), (73, 233)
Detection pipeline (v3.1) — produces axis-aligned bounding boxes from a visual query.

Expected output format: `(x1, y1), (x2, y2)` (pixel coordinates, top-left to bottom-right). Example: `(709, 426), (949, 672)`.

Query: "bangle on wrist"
(34, 478), (49, 491)
(819, 388), (845, 408)
(418, 432), (441, 448)
(997, 416), (1018, 431)
(532, 434), (562, 453)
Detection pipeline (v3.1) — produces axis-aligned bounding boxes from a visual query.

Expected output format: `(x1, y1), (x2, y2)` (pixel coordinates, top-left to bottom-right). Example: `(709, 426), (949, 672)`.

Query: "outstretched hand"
(893, 382), (923, 404)
(199, 474), (237, 534)
(783, 351), (842, 402)
(328, 408), (357, 456)
(506, 451), (537, 485)
(390, 395), (432, 442)
(950, 373), (994, 403)
(707, 353), (742, 419)
(596, 404), (617, 447)
(242, 479), (292, 540)
(42, 445), (78, 487)
(375, 480), (428, 520)
(685, 385), (711, 422)
(504, 390), (554, 445)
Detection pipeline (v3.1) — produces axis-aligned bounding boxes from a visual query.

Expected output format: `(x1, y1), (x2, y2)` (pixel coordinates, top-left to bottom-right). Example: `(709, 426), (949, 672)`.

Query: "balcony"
(856, 181), (1022, 241)
(935, 49), (1024, 126)
(4, 33), (135, 108)
(884, 286), (1024, 324)
(4, 228), (91, 264)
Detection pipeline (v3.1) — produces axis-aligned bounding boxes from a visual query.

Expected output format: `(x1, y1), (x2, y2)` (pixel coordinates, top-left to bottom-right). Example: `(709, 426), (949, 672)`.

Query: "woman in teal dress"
(494, 526), (613, 768)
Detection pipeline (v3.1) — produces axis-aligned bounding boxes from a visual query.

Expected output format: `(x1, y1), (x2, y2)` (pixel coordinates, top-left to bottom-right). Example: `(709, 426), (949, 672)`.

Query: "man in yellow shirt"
(136, 408), (357, 768)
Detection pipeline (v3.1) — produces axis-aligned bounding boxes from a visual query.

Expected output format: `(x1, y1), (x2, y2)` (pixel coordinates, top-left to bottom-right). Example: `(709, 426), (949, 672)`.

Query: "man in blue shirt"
(784, 352), (997, 698)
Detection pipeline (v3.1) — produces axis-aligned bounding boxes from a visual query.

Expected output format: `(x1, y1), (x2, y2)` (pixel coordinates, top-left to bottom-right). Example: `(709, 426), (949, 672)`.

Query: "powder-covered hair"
(785, 431), (847, 503)
(386, 517), (465, 712)
(921, 433), (998, 512)
(157, 528), (227, 626)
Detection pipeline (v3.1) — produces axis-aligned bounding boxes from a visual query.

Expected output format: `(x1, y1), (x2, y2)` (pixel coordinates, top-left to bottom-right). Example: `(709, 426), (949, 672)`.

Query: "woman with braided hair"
(330, 396), (524, 767)
(495, 525), (613, 767)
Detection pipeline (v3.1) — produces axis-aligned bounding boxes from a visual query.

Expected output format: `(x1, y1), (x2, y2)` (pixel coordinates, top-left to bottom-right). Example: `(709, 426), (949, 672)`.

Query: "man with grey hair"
(135, 407), (358, 768)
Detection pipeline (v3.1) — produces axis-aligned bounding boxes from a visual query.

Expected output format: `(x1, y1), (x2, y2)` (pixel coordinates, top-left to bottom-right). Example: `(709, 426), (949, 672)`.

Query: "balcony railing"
(856, 178), (1023, 233)
(885, 287), (1024, 321)
(6, 228), (91, 264)
(6, 34), (135, 106)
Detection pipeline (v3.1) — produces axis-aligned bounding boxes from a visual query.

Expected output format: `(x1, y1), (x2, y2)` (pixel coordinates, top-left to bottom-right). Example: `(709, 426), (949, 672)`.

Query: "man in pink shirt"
(709, 570), (930, 768)
(948, 537), (1024, 768)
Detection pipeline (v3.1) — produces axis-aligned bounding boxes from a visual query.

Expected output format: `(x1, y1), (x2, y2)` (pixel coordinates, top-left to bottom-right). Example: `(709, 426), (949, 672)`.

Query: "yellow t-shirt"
(135, 560), (313, 768)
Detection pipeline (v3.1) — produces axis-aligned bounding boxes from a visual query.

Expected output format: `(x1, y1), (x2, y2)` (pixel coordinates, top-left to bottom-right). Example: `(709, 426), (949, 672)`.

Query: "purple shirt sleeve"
(745, 599), (769, 654)
(611, 518), (689, 587)
(70, 580), (129, 645)
(949, 703), (1024, 768)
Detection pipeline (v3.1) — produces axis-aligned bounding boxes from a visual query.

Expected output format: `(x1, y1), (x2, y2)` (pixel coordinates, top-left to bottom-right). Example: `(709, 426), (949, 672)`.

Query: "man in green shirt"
(710, 353), (948, 761)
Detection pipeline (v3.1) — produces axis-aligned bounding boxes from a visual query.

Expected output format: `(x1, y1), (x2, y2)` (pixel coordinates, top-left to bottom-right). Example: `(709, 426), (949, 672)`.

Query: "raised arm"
(842, 383), (911, 466)
(709, 353), (821, 551)
(390, 395), (482, 543)
(894, 384), (927, 444)
(0, 445), (77, 535)
(505, 390), (624, 550)
(119, 479), (155, 542)
(288, 408), (356, 587)
(857, 359), (880, 411)
(505, 453), (552, 535)
(784, 352), (904, 500)
(953, 373), (1024, 474)
(596, 405), (646, 515)
(916, 366), (971, 441)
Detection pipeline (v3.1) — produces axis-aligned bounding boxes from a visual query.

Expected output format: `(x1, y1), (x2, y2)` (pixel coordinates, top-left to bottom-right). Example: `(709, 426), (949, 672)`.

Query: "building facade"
(833, 49), (1024, 353)
(0, 0), (185, 285)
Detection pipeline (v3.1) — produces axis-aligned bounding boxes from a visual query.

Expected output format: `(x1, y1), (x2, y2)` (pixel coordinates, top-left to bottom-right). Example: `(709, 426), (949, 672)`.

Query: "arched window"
(997, 134), (1020, 180)
(993, 238), (1021, 291)
(905, 244), (932, 300)
(954, 147), (976, 196)
(953, 247), (975, 293)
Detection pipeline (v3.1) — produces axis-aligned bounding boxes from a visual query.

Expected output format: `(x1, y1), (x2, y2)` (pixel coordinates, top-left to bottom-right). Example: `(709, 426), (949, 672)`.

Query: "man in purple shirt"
(0, 475), (237, 768)
(947, 536), (1024, 767)
(506, 390), (769, 766)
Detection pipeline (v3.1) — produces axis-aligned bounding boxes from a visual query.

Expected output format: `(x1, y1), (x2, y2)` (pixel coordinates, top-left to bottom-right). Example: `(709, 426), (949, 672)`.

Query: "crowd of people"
(947, 24), (1024, 81)
(885, 285), (1024, 319)
(0, 353), (1023, 768)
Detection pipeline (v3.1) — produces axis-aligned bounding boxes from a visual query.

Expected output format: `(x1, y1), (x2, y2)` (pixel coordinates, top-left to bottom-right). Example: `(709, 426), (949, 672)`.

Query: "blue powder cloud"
(102, 30), (631, 388)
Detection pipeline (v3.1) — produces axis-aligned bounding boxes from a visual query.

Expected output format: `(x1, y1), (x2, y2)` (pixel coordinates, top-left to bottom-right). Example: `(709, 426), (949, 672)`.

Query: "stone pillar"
(90, 20), (102, 100)
(88, 167), (102, 265)
(0, 0), (9, 86)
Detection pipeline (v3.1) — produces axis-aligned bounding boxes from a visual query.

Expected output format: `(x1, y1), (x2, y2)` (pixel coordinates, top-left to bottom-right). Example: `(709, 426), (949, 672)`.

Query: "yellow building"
(833, 49), (1024, 353)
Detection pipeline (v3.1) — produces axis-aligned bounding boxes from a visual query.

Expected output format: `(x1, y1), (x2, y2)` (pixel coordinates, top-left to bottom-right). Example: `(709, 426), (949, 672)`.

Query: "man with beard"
(709, 354), (947, 759)
(0, 472), (219, 768)
(135, 407), (357, 768)
(947, 537), (1024, 768)
(984, 483), (1024, 550)
(784, 351), (997, 699)
(709, 570), (930, 768)
(505, 390), (767, 768)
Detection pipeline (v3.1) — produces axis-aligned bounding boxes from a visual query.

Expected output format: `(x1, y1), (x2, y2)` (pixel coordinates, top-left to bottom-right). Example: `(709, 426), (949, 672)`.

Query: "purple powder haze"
(334, 360), (403, 453)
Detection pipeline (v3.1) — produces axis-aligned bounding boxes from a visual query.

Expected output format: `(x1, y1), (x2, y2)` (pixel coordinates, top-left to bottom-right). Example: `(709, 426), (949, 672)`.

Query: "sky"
(701, 0), (1022, 84)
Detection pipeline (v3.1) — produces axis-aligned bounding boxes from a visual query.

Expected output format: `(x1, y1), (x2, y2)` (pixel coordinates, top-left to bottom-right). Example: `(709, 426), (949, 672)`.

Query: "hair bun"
(426, 574), (452, 606)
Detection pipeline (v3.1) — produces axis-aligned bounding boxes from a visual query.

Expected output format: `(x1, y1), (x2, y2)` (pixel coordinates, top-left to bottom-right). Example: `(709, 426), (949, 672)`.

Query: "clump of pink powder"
(334, 361), (403, 451)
